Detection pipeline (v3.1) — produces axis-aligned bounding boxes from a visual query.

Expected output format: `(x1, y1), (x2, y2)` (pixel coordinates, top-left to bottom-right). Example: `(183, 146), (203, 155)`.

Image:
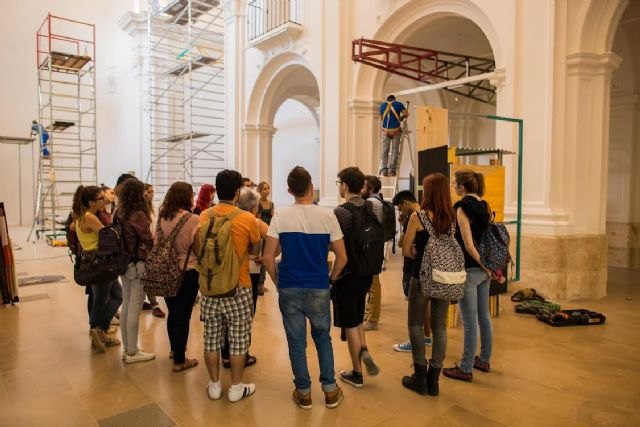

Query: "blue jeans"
(120, 261), (147, 355)
(458, 268), (492, 373)
(278, 287), (336, 393)
(89, 279), (122, 331)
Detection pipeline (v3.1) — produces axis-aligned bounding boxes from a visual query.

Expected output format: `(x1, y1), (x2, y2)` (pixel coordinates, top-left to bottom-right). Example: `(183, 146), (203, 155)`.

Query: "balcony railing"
(248, 0), (300, 42)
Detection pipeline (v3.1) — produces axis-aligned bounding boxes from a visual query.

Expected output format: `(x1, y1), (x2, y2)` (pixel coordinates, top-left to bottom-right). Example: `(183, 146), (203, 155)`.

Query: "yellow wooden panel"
(450, 164), (505, 222)
(416, 106), (448, 151)
(448, 147), (457, 164)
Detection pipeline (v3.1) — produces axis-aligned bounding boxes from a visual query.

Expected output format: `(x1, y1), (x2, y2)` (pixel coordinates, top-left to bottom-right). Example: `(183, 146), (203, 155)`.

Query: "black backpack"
(96, 217), (131, 276)
(371, 193), (397, 242)
(342, 201), (385, 277)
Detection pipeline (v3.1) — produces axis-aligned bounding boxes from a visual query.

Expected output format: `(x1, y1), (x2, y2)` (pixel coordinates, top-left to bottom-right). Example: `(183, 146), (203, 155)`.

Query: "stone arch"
(577, 0), (629, 53)
(246, 52), (319, 127)
(354, 0), (504, 100)
(243, 52), (320, 189)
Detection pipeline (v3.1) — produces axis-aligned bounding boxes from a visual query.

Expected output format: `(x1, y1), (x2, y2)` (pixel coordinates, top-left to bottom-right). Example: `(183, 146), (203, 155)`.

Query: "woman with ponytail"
(443, 169), (493, 383)
(71, 185), (122, 353)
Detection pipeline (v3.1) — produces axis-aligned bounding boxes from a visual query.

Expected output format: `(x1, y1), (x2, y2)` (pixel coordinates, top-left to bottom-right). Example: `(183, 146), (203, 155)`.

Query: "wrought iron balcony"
(248, 0), (302, 47)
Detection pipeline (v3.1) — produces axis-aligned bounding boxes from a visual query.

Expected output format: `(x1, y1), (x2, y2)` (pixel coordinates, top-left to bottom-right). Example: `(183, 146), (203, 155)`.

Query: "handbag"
(73, 251), (118, 286)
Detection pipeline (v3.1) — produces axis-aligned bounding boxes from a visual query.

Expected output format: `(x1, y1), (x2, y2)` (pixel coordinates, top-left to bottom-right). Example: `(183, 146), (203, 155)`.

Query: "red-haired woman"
(193, 184), (215, 215)
(401, 173), (457, 397)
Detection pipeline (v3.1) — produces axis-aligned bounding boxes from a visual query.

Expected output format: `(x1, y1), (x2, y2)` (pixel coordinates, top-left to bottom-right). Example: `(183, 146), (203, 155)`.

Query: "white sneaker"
(207, 380), (222, 400)
(228, 383), (255, 403)
(125, 350), (155, 364)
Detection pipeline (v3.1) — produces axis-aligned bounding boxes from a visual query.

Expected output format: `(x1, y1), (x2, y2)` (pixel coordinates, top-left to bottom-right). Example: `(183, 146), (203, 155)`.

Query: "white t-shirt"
(267, 203), (343, 289)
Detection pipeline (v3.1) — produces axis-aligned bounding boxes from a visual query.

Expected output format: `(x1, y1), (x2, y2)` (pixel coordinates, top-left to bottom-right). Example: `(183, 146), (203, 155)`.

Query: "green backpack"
(196, 208), (243, 297)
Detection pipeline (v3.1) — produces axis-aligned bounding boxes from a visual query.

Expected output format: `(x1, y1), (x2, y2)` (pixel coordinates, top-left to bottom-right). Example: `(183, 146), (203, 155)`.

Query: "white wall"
(270, 99), (319, 207)
(0, 0), (140, 225)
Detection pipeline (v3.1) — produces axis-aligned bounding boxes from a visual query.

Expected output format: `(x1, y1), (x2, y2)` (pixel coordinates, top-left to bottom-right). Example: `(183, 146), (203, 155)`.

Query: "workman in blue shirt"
(30, 120), (50, 158)
(379, 95), (408, 177)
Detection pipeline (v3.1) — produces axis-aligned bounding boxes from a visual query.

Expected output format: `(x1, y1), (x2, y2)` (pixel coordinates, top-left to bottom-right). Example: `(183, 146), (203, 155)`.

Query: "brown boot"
(324, 386), (344, 409)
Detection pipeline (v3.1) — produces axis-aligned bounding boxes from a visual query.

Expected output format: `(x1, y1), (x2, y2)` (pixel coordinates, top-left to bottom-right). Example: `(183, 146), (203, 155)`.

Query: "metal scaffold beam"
(352, 38), (496, 105)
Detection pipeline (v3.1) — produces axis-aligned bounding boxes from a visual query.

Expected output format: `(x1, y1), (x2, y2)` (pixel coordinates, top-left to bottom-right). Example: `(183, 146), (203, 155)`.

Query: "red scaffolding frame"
(36, 13), (96, 70)
(352, 38), (496, 105)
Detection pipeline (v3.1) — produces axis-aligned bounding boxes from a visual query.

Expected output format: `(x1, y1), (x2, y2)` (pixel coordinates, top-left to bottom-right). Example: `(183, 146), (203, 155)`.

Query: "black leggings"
(165, 269), (200, 364)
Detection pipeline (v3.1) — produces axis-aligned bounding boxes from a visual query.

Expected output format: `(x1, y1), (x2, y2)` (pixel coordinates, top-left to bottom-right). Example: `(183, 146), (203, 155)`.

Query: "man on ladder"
(379, 95), (408, 177)
(30, 120), (50, 158)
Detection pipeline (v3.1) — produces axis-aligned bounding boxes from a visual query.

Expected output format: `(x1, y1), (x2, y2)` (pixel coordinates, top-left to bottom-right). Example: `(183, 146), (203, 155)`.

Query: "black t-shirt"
(402, 215), (413, 273)
(411, 227), (429, 279)
(453, 195), (490, 268)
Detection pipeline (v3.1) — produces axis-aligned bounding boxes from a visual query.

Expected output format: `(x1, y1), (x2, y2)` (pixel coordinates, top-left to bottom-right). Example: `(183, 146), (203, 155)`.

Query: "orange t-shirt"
(199, 203), (260, 288)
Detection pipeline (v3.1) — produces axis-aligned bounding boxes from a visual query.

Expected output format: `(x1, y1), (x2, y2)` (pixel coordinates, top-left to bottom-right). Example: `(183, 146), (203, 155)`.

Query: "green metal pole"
(485, 115), (523, 282)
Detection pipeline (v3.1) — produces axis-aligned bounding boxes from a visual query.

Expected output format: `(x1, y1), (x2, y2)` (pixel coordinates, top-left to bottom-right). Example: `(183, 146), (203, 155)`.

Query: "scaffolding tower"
(147, 0), (226, 196)
(30, 15), (97, 242)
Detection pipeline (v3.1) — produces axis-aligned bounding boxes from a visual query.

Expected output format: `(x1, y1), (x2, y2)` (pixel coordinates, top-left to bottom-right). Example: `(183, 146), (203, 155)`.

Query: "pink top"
(158, 210), (200, 270)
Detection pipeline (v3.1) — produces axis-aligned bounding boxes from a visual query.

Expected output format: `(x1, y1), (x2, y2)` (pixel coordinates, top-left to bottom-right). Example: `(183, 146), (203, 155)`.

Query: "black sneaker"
(339, 370), (363, 388)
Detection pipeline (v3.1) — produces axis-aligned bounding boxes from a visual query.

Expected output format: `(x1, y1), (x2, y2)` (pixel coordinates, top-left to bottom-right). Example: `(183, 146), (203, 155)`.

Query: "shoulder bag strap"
(181, 243), (194, 273)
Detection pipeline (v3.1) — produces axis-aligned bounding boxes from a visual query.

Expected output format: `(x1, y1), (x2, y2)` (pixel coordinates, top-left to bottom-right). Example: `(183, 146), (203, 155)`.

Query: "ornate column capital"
(348, 99), (379, 116)
(118, 11), (147, 37)
(567, 52), (622, 79)
(243, 123), (277, 136)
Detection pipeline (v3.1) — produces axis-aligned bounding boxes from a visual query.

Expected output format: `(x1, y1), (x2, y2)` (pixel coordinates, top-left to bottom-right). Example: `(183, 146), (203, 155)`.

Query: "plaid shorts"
(201, 287), (253, 355)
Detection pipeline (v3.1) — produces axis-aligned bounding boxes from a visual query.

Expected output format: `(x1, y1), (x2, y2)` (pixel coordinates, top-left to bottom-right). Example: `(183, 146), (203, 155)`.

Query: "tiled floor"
(1, 226), (639, 426)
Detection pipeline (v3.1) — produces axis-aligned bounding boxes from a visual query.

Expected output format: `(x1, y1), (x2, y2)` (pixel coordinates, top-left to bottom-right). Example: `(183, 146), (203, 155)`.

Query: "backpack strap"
(341, 202), (364, 232)
(166, 212), (192, 243)
(417, 211), (435, 236)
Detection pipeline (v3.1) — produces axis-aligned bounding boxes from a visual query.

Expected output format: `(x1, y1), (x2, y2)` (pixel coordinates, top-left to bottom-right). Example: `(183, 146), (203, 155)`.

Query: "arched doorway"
(607, 0), (640, 269)
(349, 0), (505, 178)
(244, 53), (320, 197)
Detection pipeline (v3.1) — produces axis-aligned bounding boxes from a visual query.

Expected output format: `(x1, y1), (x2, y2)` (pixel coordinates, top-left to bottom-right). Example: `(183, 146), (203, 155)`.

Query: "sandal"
(222, 354), (257, 369)
(173, 358), (198, 372)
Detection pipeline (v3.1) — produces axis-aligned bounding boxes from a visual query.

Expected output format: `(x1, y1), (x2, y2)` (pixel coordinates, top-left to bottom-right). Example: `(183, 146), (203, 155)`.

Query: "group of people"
(69, 161), (495, 408)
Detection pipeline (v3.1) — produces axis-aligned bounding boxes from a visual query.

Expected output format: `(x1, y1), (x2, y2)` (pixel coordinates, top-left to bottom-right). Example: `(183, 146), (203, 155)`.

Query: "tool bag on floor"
(536, 309), (606, 326)
(515, 300), (562, 315)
